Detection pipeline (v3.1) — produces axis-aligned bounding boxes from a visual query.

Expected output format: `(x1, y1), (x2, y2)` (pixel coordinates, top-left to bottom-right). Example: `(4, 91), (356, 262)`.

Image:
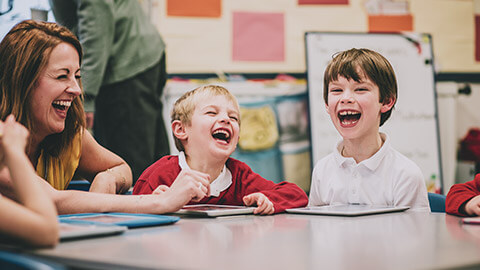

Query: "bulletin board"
(305, 32), (443, 192)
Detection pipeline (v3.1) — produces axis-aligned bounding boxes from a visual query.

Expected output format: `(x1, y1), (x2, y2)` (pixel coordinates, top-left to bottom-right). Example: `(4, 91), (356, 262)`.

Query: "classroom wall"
(149, 0), (480, 73)
(437, 82), (480, 192)
(145, 0), (480, 192)
(147, 0), (480, 192)
(2, 0), (477, 193)
(456, 84), (480, 141)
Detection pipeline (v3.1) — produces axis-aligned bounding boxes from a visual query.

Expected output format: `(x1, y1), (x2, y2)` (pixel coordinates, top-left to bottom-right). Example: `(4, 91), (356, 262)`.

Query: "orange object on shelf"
(167, 0), (221, 17)
(368, 14), (413, 33)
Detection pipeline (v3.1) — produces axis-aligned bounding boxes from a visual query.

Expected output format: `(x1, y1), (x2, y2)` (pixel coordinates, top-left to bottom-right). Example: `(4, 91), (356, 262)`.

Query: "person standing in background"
(49, 0), (170, 183)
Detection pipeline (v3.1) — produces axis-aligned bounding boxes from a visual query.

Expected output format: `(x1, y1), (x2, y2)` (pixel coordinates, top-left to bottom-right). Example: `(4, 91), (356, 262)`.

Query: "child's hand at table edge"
(243, 192), (275, 215)
(465, 195), (480, 216)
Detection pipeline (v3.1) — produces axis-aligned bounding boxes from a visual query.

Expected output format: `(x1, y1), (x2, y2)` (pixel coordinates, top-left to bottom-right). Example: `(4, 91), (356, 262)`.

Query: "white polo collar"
(178, 152), (232, 197)
(333, 133), (389, 171)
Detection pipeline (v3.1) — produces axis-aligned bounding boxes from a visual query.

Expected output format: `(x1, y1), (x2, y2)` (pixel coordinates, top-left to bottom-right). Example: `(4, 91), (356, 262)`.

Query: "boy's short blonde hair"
(323, 48), (397, 126)
(171, 85), (240, 152)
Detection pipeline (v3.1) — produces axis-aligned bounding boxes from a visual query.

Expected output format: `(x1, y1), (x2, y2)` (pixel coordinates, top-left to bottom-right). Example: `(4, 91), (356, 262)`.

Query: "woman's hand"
(157, 169), (210, 212)
(0, 115), (29, 166)
(77, 130), (133, 194)
(89, 165), (131, 194)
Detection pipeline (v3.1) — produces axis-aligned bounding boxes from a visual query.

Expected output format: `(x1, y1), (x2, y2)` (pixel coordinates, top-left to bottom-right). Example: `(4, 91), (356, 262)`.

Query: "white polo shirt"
(308, 133), (430, 212)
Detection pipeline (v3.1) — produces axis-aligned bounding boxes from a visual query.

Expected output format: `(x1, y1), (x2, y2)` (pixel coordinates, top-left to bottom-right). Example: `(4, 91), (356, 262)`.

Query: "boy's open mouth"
(52, 100), (71, 112)
(212, 128), (231, 143)
(338, 110), (361, 126)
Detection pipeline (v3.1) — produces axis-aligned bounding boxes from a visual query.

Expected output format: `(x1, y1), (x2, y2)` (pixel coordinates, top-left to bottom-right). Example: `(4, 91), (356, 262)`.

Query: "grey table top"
(27, 212), (480, 270)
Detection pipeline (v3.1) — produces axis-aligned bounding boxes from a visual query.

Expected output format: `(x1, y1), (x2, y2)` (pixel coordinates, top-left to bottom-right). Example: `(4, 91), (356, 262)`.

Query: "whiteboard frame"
(305, 31), (443, 193)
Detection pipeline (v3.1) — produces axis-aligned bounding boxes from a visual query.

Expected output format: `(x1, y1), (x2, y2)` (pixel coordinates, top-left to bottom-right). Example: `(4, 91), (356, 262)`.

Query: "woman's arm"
(0, 155), (207, 215)
(47, 174), (208, 215)
(0, 196), (58, 247)
(0, 116), (58, 247)
(77, 129), (132, 194)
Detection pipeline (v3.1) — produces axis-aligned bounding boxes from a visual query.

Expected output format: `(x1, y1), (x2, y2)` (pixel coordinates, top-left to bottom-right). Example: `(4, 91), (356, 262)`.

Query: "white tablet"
(462, 217), (480, 225)
(176, 204), (255, 217)
(59, 223), (127, 241)
(286, 204), (410, 216)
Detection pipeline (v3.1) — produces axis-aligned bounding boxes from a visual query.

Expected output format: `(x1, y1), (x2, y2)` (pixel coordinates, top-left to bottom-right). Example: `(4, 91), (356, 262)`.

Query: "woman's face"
(30, 42), (81, 140)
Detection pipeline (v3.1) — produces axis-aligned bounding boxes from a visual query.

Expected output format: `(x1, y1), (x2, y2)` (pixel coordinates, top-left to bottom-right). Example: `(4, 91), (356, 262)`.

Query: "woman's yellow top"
(36, 132), (82, 190)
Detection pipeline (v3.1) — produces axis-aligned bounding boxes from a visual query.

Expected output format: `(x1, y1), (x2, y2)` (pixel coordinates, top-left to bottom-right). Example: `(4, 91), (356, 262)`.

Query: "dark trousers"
(94, 53), (169, 183)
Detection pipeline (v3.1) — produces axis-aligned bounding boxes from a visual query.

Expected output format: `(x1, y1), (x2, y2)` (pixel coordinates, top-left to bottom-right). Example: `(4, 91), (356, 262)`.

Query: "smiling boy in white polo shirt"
(308, 48), (430, 211)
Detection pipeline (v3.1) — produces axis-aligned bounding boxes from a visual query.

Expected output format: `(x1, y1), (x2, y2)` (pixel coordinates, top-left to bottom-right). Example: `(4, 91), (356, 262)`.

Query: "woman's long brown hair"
(0, 20), (86, 156)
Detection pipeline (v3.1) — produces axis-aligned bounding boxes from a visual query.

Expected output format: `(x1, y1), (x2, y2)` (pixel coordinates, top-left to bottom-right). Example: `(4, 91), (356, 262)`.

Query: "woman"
(0, 20), (208, 214)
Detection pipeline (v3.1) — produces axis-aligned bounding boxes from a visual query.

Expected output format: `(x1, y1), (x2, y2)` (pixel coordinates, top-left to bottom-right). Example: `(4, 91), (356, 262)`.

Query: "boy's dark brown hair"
(323, 48), (397, 126)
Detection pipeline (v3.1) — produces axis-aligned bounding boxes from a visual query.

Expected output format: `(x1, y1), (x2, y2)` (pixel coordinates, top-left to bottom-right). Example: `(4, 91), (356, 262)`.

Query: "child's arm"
(0, 115), (58, 247)
(446, 174), (480, 216)
(235, 160), (308, 214)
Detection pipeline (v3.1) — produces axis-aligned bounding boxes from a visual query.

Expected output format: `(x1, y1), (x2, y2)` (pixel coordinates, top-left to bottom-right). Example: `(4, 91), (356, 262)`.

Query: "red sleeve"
(446, 174), (480, 216)
(229, 159), (308, 214)
(133, 156), (181, 195)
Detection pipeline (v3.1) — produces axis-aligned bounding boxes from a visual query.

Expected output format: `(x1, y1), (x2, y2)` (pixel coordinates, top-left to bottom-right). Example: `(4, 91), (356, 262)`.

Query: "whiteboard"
(305, 32), (442, 190)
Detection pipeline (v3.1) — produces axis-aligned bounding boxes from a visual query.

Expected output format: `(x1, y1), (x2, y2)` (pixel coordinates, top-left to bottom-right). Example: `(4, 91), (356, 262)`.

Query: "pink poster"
(232, 11), (285, 62)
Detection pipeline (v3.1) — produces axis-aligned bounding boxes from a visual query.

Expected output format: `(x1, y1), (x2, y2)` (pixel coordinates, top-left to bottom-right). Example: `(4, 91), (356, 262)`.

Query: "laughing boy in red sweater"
(133, 85), (308, 214)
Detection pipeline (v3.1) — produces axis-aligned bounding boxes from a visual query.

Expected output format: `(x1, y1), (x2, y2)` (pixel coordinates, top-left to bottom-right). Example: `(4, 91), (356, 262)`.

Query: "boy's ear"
(380, 97), (396, 113)
(325, 103), (331, 114)
(172, 120), (188, 140)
